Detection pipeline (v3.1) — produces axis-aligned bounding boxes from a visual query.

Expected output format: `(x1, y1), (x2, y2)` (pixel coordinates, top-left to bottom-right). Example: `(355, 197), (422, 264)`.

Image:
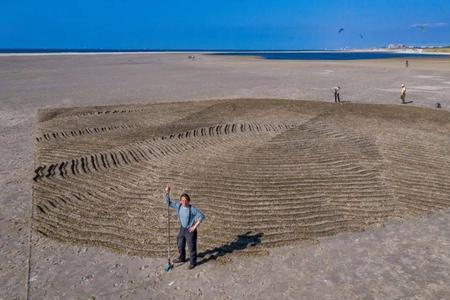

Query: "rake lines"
(32, 100), (450, 257)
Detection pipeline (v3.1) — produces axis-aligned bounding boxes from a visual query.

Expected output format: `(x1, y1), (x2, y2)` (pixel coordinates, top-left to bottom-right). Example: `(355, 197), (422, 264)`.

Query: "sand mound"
(32, 99), (450, 257)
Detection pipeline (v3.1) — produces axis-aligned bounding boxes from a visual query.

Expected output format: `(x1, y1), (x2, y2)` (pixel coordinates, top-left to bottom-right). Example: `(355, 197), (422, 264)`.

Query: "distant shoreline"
(1, 49), (450, 57)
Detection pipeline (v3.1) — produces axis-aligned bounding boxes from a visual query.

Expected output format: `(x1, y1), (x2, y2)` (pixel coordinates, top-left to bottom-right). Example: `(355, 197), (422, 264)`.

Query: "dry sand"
(1, 53), (450, 299)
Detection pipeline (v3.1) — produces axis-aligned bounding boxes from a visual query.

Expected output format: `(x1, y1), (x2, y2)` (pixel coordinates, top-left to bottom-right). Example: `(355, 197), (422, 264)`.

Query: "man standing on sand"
(334, 86), (341, 103)
(164, 185), (205, 269)
(400, 84), (406, 104)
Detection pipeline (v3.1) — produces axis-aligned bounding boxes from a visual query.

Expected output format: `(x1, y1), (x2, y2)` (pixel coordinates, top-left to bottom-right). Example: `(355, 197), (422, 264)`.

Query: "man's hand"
(188, 220), (200, 232)
(165, 185), (171, 194)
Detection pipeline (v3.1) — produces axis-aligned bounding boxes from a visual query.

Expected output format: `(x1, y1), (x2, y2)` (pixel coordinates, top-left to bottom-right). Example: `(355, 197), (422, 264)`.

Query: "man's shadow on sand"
(196, 231), (263, 266)
(403, 100), (414, 104)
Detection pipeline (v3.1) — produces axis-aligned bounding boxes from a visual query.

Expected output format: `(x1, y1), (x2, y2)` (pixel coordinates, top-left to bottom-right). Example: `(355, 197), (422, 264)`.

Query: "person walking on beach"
(334, 86), (341, 103)
(164, 185), (205, 269)
(405, 60), (409, 68)
(400, 84), (406, 104)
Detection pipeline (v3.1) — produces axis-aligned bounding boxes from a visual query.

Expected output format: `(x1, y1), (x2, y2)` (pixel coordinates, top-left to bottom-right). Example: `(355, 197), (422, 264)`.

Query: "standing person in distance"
(164, 185), (205, 269)
(400, 84), (406, 104)
(334, 86), (341, 103)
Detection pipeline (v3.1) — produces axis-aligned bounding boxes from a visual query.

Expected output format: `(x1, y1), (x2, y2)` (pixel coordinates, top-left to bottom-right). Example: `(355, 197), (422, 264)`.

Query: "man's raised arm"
(164, 185), (177, 209)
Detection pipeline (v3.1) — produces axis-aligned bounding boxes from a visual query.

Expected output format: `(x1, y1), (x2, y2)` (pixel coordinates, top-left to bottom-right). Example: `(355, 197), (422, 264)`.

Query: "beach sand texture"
(2, 53), (450, 299)
(32, 99), (450, 257)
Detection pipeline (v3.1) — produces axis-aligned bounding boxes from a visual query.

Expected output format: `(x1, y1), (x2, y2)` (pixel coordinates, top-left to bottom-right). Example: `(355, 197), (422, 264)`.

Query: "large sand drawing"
(32, 99), (450, 257)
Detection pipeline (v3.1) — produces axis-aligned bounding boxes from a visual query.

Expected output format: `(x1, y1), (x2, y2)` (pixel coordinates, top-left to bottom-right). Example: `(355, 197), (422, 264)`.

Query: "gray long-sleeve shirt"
(164, 194), (205, 228)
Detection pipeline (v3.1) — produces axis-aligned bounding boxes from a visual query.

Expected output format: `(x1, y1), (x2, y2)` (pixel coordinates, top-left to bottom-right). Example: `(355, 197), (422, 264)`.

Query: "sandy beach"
(1, 53), (450, 299)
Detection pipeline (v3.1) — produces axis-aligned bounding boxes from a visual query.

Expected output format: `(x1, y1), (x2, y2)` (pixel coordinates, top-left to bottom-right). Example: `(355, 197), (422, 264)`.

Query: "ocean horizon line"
(1, 48), (448, 59)
(0, 48), (401, 54)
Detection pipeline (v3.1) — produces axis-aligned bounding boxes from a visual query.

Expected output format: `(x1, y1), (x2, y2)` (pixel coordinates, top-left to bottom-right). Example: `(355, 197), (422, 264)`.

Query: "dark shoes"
(173, 258), (196, 269)
(173, 258), (186, 264)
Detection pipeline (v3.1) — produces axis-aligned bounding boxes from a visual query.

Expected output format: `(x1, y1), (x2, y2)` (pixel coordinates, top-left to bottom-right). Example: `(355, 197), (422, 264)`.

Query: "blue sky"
(1, 0), (449, 49)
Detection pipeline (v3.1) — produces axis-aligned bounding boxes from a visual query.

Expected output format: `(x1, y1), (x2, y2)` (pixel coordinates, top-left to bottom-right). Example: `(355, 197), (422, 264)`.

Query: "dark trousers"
(177, 227), (197, 266)
(334, 93), (340, 103)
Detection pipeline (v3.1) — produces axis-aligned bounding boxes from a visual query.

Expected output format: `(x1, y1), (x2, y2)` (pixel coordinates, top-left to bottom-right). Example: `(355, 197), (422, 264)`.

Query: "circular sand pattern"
(32, 99), (450, 257)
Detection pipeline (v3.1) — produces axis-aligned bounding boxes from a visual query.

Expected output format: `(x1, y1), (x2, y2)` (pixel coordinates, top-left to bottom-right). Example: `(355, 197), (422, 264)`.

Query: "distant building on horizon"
(386, 44), (450, 50)
(387, 44), (409, 49)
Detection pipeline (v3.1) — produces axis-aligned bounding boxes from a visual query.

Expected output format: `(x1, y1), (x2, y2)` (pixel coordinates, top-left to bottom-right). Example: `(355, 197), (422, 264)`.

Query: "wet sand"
(1, 53), (450, 299)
